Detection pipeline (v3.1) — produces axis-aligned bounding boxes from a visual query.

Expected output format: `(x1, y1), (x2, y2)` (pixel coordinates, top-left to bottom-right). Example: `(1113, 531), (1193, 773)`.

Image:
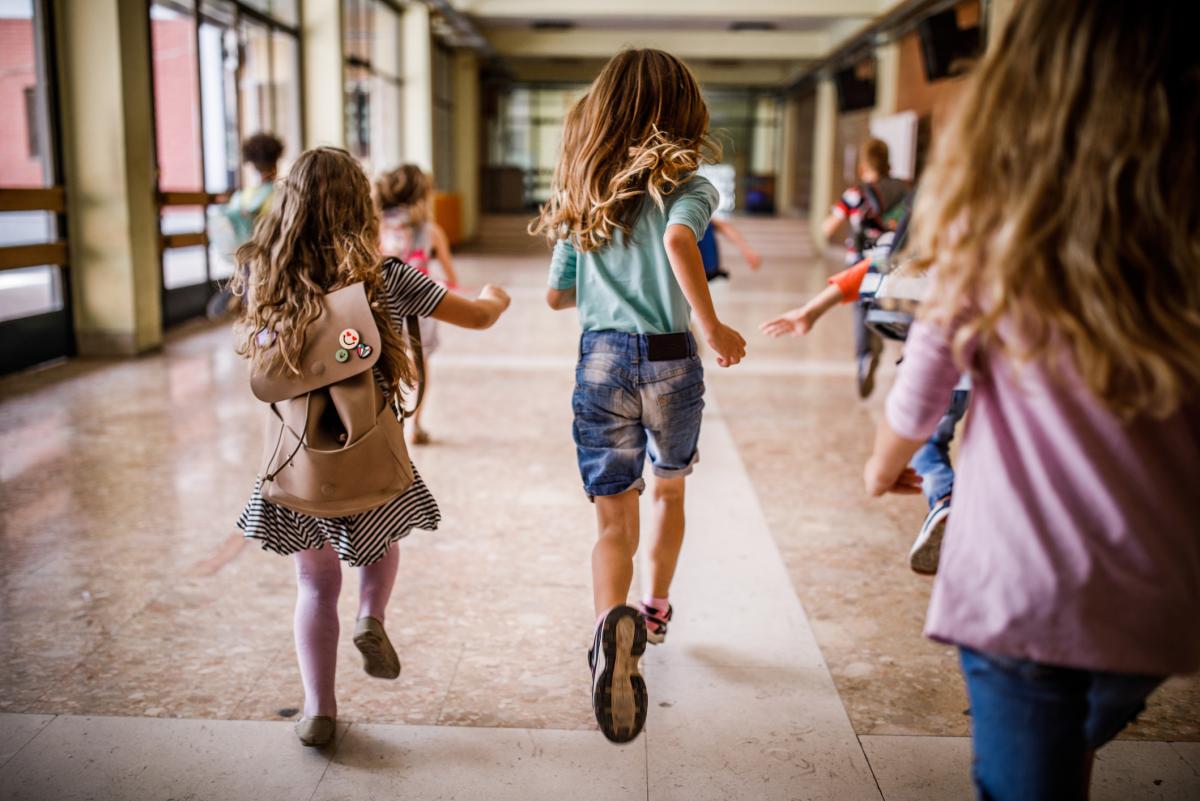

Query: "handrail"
(159, 191), (218, 206)
(0, 241), (68, 272)
(161, 232), (208, 249)
(0, 187), (66, 213)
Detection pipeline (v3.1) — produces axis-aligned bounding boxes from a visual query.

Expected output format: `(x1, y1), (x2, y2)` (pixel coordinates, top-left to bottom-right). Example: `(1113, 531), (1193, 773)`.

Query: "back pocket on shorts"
(657, 381), (705, 411)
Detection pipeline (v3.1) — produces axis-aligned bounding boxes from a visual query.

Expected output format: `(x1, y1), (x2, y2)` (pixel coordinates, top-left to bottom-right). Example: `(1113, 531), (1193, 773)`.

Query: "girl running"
(376, 164), (461, 445)
(864, 2), (1200, 798)
(533, 48), (747, 744)
(231, 147), (510, 748)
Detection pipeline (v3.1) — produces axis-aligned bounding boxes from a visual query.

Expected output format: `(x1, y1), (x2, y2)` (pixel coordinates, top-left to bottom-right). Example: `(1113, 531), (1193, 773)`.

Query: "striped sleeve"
(382, 258), (449, 321)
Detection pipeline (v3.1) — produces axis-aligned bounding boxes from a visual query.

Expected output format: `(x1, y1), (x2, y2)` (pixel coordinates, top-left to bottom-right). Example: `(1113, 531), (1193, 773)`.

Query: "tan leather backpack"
(249, 282), (423, 518)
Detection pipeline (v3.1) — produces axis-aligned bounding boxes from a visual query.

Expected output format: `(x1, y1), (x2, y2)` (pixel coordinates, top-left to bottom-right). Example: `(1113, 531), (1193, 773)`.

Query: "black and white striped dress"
(237, 259), (447, 566)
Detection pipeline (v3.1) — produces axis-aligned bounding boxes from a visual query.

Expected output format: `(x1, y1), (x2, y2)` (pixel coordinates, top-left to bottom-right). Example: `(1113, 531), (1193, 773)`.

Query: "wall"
(892, 1), (979, 175)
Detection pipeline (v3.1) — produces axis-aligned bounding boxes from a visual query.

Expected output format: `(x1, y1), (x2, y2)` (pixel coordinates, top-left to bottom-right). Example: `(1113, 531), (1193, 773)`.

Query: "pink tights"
(292, 544), (400, 717)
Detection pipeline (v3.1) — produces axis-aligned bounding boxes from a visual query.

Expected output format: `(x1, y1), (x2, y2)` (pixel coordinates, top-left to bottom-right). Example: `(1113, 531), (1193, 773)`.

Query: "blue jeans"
(910, 388), (969, 508)
(571, 331), (705, 498)
(960, 647), (1164, 801)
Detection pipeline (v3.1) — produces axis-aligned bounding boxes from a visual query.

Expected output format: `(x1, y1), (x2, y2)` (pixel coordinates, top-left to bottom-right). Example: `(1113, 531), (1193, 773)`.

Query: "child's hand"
(480, 284), (511, 312)
(705, 322), (747, 367)
(760, 307), (815, 338)
(746, 250), (764, 271)
(864, 462), (923, 497)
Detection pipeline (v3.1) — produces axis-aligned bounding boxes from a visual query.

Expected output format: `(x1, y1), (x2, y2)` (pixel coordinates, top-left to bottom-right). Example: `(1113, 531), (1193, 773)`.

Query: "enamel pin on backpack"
(250, 282), (423, 518)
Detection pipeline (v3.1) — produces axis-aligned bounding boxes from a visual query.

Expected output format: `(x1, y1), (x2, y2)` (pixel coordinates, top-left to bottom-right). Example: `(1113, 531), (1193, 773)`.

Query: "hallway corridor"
(1, 217), (1197, 800)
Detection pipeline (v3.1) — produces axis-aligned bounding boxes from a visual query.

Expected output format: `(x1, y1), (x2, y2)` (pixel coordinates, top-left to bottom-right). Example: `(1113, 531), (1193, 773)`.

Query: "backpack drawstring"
(262, 396), (312, 483)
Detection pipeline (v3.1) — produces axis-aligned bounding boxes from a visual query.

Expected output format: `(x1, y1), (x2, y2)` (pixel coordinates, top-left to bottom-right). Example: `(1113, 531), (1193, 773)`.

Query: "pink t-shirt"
(886, 319), (1200, 676)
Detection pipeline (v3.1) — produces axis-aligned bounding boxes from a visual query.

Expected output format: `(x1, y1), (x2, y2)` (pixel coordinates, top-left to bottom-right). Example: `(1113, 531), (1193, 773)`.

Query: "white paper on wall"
(869, 111), (919, 181)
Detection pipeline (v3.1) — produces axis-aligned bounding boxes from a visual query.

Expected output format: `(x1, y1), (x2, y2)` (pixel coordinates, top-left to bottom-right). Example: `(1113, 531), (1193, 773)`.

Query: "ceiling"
(447, 0), (903, 86)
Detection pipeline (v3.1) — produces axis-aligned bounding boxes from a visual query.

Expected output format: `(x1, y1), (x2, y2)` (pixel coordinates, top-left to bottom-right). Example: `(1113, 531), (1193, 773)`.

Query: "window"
(0, 0), (72, 372)
(148, 0), (303, 324)
(344, 0), (403, 174)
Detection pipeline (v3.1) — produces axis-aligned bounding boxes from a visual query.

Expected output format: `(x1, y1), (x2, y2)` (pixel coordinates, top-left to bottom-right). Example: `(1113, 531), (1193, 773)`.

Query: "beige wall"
(452, 50), (480, 240)
(55, 0), (161, 355)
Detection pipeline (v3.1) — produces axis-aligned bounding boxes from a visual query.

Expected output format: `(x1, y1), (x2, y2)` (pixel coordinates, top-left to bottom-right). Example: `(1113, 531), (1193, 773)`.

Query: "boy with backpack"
(819, 138), (909, 398)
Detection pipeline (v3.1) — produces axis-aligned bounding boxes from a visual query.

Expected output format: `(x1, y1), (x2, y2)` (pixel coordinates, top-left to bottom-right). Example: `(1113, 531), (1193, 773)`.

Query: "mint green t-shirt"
(547, 176), (718, 334)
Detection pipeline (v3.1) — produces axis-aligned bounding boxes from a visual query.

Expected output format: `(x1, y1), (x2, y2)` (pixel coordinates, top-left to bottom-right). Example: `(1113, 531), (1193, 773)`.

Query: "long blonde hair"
(231, 147), (414, 395)
(914, 0), (1200, 420)
(530, 49), (720, 251)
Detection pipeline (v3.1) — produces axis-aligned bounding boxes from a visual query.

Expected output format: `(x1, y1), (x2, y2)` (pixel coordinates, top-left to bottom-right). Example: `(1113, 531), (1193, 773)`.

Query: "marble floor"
(0, 216), (1197, 800)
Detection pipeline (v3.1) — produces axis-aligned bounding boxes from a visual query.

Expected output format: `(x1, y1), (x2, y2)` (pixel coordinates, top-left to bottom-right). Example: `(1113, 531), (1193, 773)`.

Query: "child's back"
(535, 48), (745, 745)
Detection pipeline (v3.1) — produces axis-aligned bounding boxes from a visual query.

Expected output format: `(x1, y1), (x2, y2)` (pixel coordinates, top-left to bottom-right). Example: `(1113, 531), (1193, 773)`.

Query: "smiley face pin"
(338, 328), (360, 349)
(356, 342), (373, 359)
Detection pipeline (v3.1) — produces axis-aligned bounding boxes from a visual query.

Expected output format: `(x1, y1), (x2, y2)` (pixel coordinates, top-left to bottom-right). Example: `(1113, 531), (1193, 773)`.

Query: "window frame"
(0, 0), (74, 374)
(342, 0), (405, 171)
(147, 0), (305, 327)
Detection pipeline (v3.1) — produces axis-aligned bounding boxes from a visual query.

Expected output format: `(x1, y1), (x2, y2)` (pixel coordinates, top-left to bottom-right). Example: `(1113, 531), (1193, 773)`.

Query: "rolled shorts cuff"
(585, 476), (646, 502)
(650, 450), (700, 480)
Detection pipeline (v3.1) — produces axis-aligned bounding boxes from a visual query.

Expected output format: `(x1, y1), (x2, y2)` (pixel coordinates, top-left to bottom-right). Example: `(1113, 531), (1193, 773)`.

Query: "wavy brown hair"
(231, 147), (415, 396)
(914, 0), (1200, 420)
(529, 49), (720, 251)
(375, 163), (431, 226)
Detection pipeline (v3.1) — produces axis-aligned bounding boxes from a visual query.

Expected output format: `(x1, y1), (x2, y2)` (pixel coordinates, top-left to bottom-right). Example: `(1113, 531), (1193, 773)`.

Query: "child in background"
(376, 164), (461, 446)
(864, 2), (1200, 798)
(206, 132), (285, 319)
(695, 164), (763, 280)
(532, 48), (746, 744)
(820, 138), (909, 398)
(231, 147), (510, 748)
(762, 208), (965, 575)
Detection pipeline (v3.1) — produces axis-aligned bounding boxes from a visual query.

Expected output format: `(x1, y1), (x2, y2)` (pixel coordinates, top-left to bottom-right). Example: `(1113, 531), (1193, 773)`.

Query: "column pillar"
(987, 0), (1018, 51)
(402, 3), (434, 172)
(301, 0), (344, 148)
(55, 0), (161, 355)
(873, 36), (900, 117)
(808, 72), (837, 248)
(776, 96), (798, 215)
(452, 50), (480, 240)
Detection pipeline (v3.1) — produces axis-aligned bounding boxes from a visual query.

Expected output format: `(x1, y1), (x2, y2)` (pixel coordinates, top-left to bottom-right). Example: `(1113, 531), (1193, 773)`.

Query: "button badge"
(338, 328), (360, 349)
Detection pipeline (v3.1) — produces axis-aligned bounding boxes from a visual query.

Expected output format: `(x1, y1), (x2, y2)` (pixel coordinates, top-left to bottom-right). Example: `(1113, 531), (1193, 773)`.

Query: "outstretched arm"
(431, 284), (510, 329)
(711, 218), (762, 270)
(760, 284), (842, 338)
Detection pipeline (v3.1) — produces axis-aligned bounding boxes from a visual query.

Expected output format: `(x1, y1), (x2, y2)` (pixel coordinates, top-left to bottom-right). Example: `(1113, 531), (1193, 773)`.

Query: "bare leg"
(645, 476), (686, 598)
(592, 489), (641, 615)
(357, 545), (399, 622)
(292, 546), (343, 718)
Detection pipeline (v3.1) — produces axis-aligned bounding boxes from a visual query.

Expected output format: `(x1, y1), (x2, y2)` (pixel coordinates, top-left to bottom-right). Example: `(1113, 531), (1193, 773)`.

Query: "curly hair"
(912, 0), (1200, 420)
(242, 132), (284, 171)
(374, 164), (431, 227)
(529, 49), (720, 251)
(230, 147), (415, 397)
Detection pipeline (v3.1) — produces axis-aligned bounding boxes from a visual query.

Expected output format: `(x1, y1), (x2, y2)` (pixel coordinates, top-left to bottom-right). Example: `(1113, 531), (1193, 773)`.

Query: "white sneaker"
(910, 497), (951, 575)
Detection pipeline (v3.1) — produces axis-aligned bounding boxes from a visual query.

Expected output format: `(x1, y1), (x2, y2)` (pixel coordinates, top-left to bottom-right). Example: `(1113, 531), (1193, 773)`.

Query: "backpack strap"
(860, 182), (885, 222)
(397, 315), (425, 420)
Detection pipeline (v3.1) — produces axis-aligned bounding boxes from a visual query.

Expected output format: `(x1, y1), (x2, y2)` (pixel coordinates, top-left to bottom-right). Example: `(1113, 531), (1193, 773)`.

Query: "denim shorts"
(571, 330), (705, 498)
(959, 647), (1165, 801)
